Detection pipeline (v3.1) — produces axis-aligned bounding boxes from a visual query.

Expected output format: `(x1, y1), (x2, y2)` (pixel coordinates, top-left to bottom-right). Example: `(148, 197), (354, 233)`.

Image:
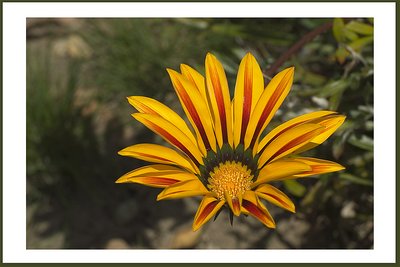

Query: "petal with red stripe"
(168, 69), (217, 153)
(205, 53), (233, 147)
(258, 123), (324, 167)
(242, 191), (275, 228)
(257, 110), (337, 153)
(252, 159), (311, 187)
(244, 67), (294, 151)
(132, 113), (203, 165)
(293, 114), (346, 154)
(192, 196), (225, 231)
(127, 96), (197, 147)
(118, 143), (199, 174)
(233, 53), (264, 148)
(224, 191), (242, 216)
(116, 164), (196, 188)
(292, 157), (345, 177)
(180, 64), (209, 108)
(256, 184), (295, 213)
(157, 179), (209, 200)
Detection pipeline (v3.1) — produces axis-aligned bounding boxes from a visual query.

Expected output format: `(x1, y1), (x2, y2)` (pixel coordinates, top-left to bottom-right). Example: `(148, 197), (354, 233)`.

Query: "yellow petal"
(205, 53), (233, 147)
(132, 113), (203, 165)
(224, 191), (242, 216)
(242, 191), (275, 228)
(233, 53), (264, 148)
(116, 164), (196, 188)
(180, 64), (209, 108)
(293, 157), (345, 177)
(192, 196), (225, 231)
(127, 96), (197, 147)
(157, 179), (209, 200)
(256, 184), (295, 213)
(258, 123), (324, 167)
(244, 67), (294, 151)
(258, 110), (337, 153)
(118, 143), (199, 174)
(252, 159), (312, 187)
(293, 115), (346, 154)
(168, 68), (217, 153)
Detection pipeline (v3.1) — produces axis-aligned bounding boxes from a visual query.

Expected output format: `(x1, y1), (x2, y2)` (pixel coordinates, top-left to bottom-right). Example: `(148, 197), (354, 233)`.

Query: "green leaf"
(339, 173), (373, 186)
(332, 18), (345, 42)
(318, 79), (349, 97)
(300, 181), (323, 207)
(343, 28), (359, 41)
(349, 36), (373, 52)
(345, 21), (373, 35)
(283, 180), (306, 197)
(335, 46), (349, 64)
(302, 71), (327, 86)
(348, 134), (373, 151)
(332, 137), (345, 159)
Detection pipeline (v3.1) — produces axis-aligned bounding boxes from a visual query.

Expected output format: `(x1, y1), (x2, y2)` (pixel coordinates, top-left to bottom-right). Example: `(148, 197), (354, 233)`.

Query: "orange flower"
(117, 53), (345, 231)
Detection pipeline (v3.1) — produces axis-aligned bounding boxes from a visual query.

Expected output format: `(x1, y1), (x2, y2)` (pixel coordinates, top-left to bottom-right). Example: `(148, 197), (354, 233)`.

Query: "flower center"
(207, 161), (253, 201)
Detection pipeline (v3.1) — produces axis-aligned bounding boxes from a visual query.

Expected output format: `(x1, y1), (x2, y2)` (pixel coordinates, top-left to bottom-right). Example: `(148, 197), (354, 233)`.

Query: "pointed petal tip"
(131, 113), (139, 119)
(224, 192), (241, 216)
(166, 68), (177, 76)
(179, 64), (187, 73)
(280, 66), (295, 76)
(337, 164), (346, 171)
(192, 223), (201, 232)
(286, 204), (296, 214)
(205, 52), (218, 62)
(244, 52), (258, 62)
(156, 192), (167, 201)
(115, 177), (126, 184)
(232, 197), (241, 216)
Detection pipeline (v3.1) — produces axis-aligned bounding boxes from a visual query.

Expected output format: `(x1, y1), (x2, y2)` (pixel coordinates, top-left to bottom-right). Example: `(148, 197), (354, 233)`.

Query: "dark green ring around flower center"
(197, 143), (259, 187)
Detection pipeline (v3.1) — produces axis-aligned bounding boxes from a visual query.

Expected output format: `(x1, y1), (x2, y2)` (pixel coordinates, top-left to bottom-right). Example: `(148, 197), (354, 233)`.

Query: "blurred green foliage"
(27, 18), (373, 248)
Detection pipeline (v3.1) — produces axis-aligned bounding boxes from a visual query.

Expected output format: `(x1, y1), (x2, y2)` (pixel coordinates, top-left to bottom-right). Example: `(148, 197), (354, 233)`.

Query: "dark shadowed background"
(26, 18), (373, 249)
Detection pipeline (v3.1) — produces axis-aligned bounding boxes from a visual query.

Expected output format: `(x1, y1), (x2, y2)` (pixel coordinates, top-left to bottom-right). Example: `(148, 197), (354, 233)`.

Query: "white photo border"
(3, 2), (396, 263)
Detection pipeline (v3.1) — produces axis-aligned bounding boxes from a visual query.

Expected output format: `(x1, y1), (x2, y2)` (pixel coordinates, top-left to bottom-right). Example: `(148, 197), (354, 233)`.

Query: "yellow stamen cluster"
(207, 161), (253, 201)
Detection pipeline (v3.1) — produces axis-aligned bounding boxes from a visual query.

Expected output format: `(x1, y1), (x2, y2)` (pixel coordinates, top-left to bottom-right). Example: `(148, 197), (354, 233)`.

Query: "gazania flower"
(117, 52), (345, 231)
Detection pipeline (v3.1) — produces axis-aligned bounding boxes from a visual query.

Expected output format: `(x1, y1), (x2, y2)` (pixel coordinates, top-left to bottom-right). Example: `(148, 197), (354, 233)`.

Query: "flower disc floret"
(208, 161), (253, 201)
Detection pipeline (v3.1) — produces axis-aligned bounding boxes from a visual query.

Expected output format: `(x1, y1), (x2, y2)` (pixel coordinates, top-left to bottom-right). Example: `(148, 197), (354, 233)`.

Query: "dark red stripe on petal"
(147, 120), (200, 166)
(134, 101), (157, 115)
(250, 71), (292, 148)
(259, 114), (335, 155)
(209, 64), (228, 143)
(259, 121), (304, 155)
(141, 177), (180, 186)
(302, 165), (334, 175)
(260, 192), (291, 210)
(195, 200), (219, 226)
(135, 152), (173, 163)
(268, 129), (321, 163)
(240, 61), (253, 144)
(174, 79), (211, 150)
(242, 199), (269, 226)
(232, 197), (241, 214)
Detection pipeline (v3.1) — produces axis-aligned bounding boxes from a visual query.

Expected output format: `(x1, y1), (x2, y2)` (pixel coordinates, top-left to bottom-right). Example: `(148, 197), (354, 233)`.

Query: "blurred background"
(26, 18), (373, 249)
